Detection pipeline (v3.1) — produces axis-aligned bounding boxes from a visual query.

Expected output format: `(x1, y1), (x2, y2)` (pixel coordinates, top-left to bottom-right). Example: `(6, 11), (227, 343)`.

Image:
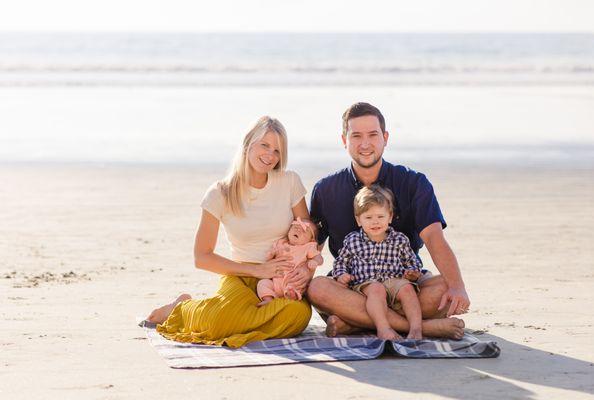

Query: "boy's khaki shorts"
(352, 276), (424, 311)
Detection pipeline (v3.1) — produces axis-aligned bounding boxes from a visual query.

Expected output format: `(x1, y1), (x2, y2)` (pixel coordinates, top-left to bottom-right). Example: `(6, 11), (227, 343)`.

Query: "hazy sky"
(1, 0), (592, 32)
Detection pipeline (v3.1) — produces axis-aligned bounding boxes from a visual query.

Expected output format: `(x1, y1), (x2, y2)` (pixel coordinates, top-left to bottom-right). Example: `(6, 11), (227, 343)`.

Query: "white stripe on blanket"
(138, 318), (500, 369)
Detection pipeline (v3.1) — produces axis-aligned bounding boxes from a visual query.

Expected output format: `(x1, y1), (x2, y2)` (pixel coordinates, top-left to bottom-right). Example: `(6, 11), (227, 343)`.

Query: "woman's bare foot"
(325, 315), (361, 337)
(147, 293), (191, 324)
(407, 326), (423, 340)
(377, 327), (402, 341)
(422, 317), (465, 340)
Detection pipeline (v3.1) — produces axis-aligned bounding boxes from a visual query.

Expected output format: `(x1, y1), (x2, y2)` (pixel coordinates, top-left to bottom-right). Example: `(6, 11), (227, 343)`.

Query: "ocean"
(0, 32), (593, 166)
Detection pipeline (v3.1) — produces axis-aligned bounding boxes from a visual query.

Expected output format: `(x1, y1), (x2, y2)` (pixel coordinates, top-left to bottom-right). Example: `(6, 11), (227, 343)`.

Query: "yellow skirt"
(156, 275), (312, 348)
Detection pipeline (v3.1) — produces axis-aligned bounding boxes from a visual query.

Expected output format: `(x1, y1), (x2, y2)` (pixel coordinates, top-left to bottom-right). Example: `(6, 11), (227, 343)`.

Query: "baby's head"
(287, 217), (317, 245)
(353, 185), (394, 239)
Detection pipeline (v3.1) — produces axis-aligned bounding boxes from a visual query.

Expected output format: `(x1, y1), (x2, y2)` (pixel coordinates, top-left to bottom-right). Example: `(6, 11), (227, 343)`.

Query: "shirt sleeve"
(310, 181), (329, 245)
(412, 173), (447, 234)
(288, 170), (307, 207)
(397, 234), (423, 271)
(306, 242), (321, 258)
(332, 239), (352, 278)
(200, 182), (225, 220)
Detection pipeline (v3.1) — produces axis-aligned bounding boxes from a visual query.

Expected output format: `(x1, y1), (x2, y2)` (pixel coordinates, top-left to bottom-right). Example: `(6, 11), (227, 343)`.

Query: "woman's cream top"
(200, 170), (307, 263)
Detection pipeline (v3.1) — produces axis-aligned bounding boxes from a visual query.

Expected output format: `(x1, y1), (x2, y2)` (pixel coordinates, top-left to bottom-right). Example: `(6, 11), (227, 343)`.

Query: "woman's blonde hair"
(219, 116), (288, 216)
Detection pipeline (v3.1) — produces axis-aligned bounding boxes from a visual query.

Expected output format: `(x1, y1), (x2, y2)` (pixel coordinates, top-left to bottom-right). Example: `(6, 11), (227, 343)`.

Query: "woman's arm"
(291, 198), (309, 220)
(194, 209), (294, 278)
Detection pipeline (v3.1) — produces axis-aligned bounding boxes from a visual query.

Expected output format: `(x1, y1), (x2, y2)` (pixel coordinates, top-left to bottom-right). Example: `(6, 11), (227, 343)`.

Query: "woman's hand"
(253, 255), (295, 279)
(284, 262), (314, 294)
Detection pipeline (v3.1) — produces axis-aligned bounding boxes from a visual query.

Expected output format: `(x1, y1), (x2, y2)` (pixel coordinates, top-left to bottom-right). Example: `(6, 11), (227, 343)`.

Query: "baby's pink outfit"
(257, 239), (320, 301)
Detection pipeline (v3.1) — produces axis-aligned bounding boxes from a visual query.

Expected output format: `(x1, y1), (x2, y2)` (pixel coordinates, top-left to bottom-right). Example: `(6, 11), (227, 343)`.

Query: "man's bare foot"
(423, 317), (465, 340)
(147, 293), (191, 324)
(407, 326), (423, 340)
(325, 315), (361, 337)
(377, 327), (402, 341)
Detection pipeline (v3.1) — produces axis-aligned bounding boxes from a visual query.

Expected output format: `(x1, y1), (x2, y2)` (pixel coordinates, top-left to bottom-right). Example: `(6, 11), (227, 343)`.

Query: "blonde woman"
(146, 116), (314, 348)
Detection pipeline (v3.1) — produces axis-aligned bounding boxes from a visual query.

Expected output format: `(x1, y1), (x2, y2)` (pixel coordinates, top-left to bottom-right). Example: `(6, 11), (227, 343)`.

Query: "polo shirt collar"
(348, 158), (389, 189)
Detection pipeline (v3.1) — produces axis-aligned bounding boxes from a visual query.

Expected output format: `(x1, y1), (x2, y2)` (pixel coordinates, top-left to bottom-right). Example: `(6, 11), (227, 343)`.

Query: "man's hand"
(438, 286), (470, 317)
(284, 262), (313, 294)
(336, 273), (353, 287)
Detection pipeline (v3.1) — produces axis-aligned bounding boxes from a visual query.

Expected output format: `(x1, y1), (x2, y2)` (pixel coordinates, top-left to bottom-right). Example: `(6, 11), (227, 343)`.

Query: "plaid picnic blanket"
(139, 319), (500, 369)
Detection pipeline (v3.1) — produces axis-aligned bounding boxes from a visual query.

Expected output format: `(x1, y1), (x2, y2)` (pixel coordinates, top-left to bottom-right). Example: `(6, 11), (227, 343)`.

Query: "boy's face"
(287, 222), (313, 246)
(356, 204), (392, 242)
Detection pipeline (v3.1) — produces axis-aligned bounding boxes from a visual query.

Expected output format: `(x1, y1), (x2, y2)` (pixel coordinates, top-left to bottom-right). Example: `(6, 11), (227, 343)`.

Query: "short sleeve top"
(201, 170), (307, 263)
(310, 160), (446, 259)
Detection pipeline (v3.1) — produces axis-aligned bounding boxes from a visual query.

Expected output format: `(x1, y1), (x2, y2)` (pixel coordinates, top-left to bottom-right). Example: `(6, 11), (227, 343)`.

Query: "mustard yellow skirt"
(156, 275), (312, 348)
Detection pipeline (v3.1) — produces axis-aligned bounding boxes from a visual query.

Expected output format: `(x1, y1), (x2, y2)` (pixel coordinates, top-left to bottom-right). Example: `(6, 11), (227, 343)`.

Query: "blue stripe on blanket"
(140, 320), (500, 369)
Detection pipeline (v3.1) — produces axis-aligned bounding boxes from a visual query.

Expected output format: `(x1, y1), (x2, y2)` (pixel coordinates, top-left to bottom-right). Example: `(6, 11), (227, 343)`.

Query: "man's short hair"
(342, 102), (386, 136)
(353, 184), (394, 217)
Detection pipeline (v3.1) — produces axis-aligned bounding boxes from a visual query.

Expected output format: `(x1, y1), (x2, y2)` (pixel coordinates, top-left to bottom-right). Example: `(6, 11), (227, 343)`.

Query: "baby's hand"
(336, 273), (353, 287)
(404, 270), (421, 282)
(307, 259), (319, 269)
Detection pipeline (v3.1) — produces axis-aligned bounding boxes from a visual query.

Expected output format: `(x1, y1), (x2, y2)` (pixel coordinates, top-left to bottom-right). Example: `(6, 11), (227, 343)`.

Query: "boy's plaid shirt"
(332, 227), (423, 286)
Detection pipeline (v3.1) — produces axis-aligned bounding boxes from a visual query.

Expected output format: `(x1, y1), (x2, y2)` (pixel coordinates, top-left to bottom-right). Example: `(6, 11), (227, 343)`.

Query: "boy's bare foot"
(147, 293), (191, 324)
(423, 317), (465, 340)
(377, 327), (402, 341)
(407, 326), (423, 340)
(325, 315), (361, 337)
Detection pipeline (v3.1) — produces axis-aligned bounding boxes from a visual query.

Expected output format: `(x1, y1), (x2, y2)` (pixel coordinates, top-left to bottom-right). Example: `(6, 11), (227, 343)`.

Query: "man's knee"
(420, 275), (448, 293)
(306, 276), (333, 305)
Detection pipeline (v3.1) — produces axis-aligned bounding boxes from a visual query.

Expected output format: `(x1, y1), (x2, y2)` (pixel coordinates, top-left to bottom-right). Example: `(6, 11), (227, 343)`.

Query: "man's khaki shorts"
(352, 274), (427, 311)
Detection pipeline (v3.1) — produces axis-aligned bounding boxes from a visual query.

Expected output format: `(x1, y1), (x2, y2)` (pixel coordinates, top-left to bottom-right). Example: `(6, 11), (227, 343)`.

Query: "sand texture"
(1, 163), (593, 399)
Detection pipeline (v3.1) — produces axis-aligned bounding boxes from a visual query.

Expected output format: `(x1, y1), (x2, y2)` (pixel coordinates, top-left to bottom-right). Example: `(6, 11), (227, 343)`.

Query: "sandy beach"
(1, 161), (592, 399)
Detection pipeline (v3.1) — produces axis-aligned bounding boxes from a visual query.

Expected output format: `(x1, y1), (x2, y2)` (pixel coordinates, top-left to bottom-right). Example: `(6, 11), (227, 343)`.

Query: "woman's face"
(247, 131), (281, 175)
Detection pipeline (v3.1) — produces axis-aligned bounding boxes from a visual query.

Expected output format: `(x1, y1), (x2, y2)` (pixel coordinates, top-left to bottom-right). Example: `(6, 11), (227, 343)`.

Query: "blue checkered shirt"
(332, 227), (423, 286)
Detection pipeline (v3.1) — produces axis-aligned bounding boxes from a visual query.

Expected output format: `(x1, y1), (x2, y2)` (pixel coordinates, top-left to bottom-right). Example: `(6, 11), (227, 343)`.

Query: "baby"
(257, 217), (323, 306)
(332, 184), (424, 340)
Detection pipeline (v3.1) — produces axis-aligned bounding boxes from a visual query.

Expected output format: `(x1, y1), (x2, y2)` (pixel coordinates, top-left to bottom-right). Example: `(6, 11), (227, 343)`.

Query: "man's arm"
(420, 222), (470, 317)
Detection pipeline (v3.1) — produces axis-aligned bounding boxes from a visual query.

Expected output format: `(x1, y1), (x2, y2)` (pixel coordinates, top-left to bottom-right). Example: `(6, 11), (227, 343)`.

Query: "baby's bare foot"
(284, 288), (300, 301)
(147, 293), (191, 324)
(407, 326), (423, 340)
(377, 327), (402, 341)
(424, 317), (465, 340)
(257, 297), (273, 307)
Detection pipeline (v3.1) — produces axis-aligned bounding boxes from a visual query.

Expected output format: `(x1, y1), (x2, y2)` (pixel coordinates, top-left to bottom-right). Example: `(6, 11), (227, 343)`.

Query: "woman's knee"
(278, 300), (312, 334)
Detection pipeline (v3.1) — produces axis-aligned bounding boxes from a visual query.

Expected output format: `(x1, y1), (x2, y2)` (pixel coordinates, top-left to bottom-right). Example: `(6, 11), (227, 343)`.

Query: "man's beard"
(353, 153), (381, 169)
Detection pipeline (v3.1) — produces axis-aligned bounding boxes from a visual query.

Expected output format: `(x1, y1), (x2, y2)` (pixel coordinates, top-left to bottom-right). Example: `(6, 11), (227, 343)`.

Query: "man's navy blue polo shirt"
(310, 159), (446, 260)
